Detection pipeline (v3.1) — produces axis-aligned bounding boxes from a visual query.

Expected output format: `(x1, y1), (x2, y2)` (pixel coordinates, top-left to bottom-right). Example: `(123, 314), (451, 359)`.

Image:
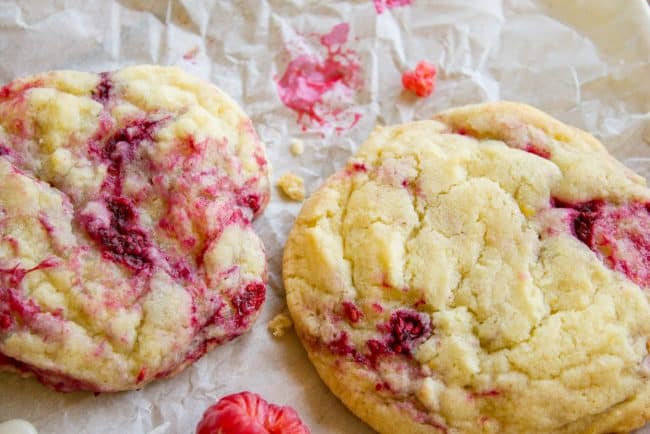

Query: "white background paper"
(0, 0), (649, 433)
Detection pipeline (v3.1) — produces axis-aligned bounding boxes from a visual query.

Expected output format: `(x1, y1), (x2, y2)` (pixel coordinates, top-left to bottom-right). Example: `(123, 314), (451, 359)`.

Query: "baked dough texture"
(283, 102), (650, 433)
(0, 65), (270, 391)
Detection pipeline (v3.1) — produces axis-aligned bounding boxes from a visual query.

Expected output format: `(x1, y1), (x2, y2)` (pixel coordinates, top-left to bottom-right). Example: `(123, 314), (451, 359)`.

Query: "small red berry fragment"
(401, 61), (437, 97)
(196, 391), (311, 434)
(342, 301), (363, 323)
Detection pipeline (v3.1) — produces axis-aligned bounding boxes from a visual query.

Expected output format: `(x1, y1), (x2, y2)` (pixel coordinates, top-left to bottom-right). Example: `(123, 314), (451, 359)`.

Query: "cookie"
(0, 65), (270, 392)
(283, 102), (650, 433)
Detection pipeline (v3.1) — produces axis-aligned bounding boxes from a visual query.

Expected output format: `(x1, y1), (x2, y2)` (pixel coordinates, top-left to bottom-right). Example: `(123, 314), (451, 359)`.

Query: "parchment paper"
(1, 1), (649, 433)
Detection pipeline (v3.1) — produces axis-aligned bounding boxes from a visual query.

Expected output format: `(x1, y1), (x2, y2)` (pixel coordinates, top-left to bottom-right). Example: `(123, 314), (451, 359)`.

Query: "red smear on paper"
(374, 0), (413, 14)
(276, 23), (362, 134)
(183, 46), (200, 62)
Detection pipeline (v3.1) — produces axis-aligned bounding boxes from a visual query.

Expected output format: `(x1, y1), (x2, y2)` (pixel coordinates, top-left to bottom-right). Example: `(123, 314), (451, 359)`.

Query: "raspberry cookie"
(283, 102), (650, 433)
(0, 65), (270, 391)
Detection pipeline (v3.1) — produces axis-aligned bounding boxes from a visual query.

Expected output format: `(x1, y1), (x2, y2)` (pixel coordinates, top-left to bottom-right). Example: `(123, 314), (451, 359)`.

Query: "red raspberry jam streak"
(83, 117), (168, 272)
(0, 258), (58, 330)
(276, 22), (362, 132)
(402, 61), (436, 98)
(92, 72), (113, 104)
(554, 198), (650, 288)
(92, 117), (164, 196)
(231, 282), (266, 327)
(523, 143), (551, 159)
(0, 79), (43, 102)
(80, 197), (154, 272)
(237, 193), (262, 215)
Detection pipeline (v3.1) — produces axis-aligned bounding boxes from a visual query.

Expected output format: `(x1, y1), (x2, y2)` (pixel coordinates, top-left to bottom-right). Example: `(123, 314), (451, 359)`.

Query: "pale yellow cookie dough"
(283, 102), (650, 434)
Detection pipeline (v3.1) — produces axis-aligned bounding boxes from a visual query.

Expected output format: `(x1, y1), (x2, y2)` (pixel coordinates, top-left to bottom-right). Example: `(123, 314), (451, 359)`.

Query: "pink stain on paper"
(374, 0), (413, 14)
(183, 46), (200, 62)
(276, 23), (363, 133)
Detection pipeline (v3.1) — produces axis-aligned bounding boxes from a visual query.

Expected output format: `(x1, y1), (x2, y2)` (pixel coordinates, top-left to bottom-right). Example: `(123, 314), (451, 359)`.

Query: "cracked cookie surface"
(283, 102), (650, 433)
(0, 65), (270, 392)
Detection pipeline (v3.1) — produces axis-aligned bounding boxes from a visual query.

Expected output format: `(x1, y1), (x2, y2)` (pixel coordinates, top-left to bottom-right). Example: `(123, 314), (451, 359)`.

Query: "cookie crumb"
(290, 139), (304, 156)
(277, 172), (305, 201)
(268, 311), (293, 337)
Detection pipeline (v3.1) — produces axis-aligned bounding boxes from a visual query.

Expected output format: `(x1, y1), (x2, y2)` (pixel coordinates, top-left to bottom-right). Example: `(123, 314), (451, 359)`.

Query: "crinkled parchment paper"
(0, 1), (649, 433)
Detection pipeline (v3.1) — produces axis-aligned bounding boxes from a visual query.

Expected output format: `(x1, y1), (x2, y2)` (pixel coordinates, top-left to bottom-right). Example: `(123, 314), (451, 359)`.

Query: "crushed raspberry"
(325, 309), (432, 367)
(196, 391), (311, 434)
(90, 117), (163, 193)
(92, 72), (113, 104)
(383, 309), (431, 355)
(0, 145), (9, 156)
(327, 332), (355, 355)
(351, 162), (367, 173)
(554, 199), (650, 287)
(366, 339), (389, 365)
(81, 197), (154, 272)
(83, 117), (167, 272)
(341, 301), (363, 323)
(232, 282), (266, 325)
(553, 199), (604, 246)
(238, 193), (262, 215)
(99, 118), (160, 169)
(0, 314), (12, 330)
(402, 61), (437, 97)
(169, 258), (193, 282)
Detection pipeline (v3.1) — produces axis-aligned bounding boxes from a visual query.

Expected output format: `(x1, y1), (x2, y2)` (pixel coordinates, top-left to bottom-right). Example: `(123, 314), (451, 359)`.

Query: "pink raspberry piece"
(402, 61), (437, 97)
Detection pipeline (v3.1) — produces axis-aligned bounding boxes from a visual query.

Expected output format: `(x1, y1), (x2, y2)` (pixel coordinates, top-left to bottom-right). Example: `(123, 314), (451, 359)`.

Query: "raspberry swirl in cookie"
(0, 65), (270, 392)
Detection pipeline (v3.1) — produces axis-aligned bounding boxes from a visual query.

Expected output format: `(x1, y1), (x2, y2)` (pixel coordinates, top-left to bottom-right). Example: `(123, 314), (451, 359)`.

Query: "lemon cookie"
(283, 102), (650, 433)
(0, 65), (270, 391)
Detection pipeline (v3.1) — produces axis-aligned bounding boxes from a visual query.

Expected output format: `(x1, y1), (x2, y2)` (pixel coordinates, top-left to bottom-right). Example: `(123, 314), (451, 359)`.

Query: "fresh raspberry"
(401, 61), (437, 97)
(196, 392), (311, 434)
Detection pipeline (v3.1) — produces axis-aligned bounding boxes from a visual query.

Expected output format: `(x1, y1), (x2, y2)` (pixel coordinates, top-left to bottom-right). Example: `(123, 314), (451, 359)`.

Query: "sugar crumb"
(290, 139), (304, 156)
(277, 172), (305, 201)
(268, 311), (293, 337)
